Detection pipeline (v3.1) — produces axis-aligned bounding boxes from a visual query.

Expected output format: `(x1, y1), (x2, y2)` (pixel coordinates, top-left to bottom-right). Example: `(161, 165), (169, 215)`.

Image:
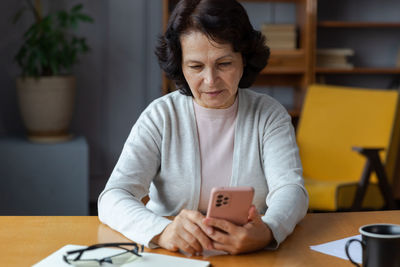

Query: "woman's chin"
(198, 94), (236, 109)
(199, 99), (227, 109)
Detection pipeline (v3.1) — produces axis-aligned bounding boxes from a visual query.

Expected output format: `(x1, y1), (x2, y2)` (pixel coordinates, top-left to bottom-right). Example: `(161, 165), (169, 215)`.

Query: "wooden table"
(1, 211), (399, 266)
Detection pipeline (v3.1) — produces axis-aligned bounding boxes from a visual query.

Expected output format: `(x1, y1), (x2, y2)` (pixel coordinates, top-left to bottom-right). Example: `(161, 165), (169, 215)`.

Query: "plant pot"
(16, 76), (76, 143)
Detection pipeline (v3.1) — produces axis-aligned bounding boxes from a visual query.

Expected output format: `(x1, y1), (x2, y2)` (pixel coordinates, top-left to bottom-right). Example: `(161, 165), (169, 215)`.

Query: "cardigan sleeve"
(98, 111), (172, 248)
(98, 189), (172, 248)
(260, 103), (309, 248)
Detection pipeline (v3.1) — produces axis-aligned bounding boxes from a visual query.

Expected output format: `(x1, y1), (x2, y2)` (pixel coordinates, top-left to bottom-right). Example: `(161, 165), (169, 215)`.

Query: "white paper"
(310, 234), (362, 264)
(179, 248), (228, 258)
(33, 244), (210, 267)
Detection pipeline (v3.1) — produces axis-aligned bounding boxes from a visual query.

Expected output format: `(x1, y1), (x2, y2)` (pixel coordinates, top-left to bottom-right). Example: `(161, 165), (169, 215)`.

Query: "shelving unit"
(316, 68), (400, 75)
(318, 22), (400, 28)
(316, 0), (400, 85)
(316, 21), (400, 74)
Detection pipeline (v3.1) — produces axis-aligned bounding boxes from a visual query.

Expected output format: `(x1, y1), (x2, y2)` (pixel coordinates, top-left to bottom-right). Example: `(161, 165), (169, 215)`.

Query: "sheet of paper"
(179, 248), (228, 258)
(33, 244), (210, 267)
(310, 234), (362, 264)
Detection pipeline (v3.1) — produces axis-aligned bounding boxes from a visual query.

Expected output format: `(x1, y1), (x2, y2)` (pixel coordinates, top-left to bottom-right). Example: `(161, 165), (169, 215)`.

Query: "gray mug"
(345, 223), (400, 267)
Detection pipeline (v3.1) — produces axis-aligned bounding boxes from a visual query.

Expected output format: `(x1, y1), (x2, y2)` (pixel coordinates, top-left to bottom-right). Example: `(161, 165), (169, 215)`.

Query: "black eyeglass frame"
(63, 242), (144, 265)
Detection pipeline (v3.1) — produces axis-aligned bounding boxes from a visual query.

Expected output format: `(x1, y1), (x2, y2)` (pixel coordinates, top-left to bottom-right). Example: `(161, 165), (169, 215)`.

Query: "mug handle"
(345, 238), (364, 267)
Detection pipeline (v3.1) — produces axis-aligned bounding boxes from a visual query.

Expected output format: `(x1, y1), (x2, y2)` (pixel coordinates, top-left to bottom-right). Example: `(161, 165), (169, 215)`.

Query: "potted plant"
(14, 0), (93, 142)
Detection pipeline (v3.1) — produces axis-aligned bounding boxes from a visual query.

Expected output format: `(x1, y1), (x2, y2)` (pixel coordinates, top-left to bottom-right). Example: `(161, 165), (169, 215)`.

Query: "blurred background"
(1, 0), (399, 215)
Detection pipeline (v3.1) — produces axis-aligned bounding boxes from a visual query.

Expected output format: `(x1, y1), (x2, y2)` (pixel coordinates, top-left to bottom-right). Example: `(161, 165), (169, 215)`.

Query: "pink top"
(193, 97), (239, 213)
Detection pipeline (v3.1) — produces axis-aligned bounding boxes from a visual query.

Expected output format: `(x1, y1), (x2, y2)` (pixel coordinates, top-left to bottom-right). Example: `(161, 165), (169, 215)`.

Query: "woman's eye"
(189, 65), (202, 70)
(219, 62), (232, 67)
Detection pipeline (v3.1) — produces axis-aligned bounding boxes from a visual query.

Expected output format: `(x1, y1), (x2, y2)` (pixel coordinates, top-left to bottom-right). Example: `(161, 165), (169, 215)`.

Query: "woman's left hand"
(202, 205), (273, 254)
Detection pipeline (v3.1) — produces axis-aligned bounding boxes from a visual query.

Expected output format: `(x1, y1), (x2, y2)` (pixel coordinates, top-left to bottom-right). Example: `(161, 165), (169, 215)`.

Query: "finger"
(180, 210), (214, 250)
(183, 221), (214, 250)
(211, 242), (238, 255)
(203, 217), (239, 245)
(203, 217), (237, 234)
(169, 213), (203, 254)
(206, 227), (231, 244)
(162, 241), (179, 252)
(179, 226), (203, 252)
(245, 206), (264, 229)
(156, 224), (179, 251)
(247, 205), (262, 222)
(176, 230), (199, 255)
(184, 210), (215, 238)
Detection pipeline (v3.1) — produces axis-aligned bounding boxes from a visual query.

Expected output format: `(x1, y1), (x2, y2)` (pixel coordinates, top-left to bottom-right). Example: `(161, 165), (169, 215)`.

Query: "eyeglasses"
(63, 242), (144, 266)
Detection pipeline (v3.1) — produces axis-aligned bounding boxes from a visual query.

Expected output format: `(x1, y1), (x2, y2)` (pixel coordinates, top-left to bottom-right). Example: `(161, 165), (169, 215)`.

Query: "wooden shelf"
(261, 67), (305, 74)
(318, 21), (400, 28)
(316, 67), (400, 74)
(254, 74), (303, 87)
(270, 49), (305, 56)
(262, 49), (306, 74)
(240, 0), (306, 2)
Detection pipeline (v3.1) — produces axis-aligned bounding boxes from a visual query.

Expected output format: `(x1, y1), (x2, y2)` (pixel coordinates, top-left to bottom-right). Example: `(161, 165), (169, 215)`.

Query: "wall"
(0, 0), (162, 201)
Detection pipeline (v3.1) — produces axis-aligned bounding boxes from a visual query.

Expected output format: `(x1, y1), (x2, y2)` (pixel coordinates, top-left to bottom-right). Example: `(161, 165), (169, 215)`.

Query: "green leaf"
(76, 14), (94, 23)
(14, 2), (93, 76)
(71, 4), (83, 13)
(69, 16), (78, 29)
(57, 11), (69, 28)
(23, 23), (39, 39)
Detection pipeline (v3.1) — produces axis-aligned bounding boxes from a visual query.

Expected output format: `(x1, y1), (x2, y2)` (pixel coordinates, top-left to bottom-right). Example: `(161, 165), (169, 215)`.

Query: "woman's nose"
(204, 68), (217, 86)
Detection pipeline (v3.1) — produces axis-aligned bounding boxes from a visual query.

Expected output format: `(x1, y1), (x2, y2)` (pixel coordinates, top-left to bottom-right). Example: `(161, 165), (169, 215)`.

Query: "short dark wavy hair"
(155, 0), (270, 96)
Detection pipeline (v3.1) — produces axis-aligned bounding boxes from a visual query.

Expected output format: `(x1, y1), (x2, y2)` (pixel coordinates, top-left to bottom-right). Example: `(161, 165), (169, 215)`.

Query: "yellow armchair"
(297, 84), (400, 211)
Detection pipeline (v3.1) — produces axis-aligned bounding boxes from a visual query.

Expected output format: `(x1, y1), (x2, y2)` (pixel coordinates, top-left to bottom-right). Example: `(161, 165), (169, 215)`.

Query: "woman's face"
(180, 31), (244, 109)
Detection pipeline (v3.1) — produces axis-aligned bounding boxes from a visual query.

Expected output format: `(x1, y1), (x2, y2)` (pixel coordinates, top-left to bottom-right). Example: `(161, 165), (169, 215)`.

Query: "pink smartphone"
(206, 186), (254, 226)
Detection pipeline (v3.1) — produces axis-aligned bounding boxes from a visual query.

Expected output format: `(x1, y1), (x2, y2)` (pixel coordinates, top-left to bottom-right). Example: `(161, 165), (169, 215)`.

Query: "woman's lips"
(204, 90), (222, 97)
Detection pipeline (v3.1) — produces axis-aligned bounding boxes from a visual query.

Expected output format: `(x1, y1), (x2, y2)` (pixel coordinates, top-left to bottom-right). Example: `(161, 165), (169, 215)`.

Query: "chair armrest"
(352, 146), (385, 156)
(351, 146), (396, 210)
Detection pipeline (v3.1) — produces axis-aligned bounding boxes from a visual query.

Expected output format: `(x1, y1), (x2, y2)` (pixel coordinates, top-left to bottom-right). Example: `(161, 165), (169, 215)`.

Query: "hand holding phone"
(206, 186), (254, 226)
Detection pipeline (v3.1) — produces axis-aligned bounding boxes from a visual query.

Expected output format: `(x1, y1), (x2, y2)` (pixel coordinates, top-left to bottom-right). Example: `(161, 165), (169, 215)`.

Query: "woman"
(98, 0), (308, 255)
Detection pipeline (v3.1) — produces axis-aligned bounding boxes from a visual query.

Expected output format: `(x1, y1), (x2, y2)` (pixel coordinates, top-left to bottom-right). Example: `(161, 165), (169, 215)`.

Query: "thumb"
(247, 205), (261, 222)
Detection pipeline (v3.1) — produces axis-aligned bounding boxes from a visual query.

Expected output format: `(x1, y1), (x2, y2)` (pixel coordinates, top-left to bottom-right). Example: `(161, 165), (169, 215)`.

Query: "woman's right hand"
(151, 209), (214, 255)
